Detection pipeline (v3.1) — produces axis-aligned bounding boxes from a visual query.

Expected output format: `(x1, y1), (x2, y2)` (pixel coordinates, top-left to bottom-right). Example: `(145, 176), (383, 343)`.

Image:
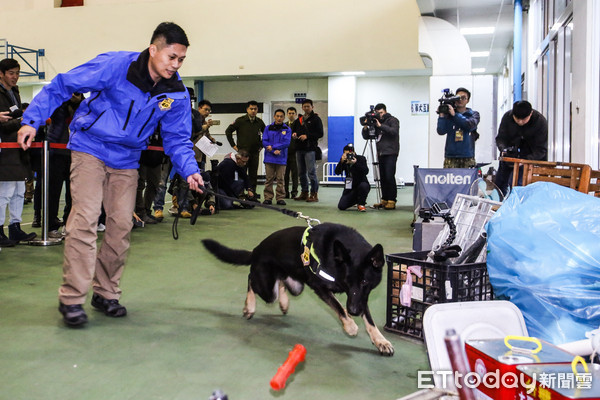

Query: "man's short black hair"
(151, 22), (190, 47)
(374, 103), (387, 111)
(287, 106), (297, 113)
(343, 143), (355, 152)
(512, 100), (533, 119)
(456, 87), (471, 99)
(0, 58), (20, 73)
(237, 149), (250, 158)
(247, 100), (259, 108)
(198, 99), (212, 109)
(302, 99), (313, 107)
(274, 109), (285, 116)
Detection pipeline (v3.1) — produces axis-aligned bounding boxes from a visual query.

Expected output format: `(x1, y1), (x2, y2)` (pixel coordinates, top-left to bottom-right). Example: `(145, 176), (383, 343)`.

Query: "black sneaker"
(91, 293), (127, 317)
(58, 302), (88, 327)
(263, 199), (272, 205)
(276, 200), (286, 206)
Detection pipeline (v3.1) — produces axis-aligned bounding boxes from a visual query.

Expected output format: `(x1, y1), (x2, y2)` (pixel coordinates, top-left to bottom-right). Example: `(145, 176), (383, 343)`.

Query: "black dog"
(202, 222), (394, 356)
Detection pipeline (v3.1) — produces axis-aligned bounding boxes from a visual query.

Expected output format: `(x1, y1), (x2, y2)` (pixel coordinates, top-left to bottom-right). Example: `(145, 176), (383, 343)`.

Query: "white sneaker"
(97, 223), (106, 232)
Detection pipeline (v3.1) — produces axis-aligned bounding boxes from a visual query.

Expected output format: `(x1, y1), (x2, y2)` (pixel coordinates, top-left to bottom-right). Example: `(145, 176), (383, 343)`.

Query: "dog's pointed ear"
(333, 240), (351, 263)
(368, 244), (385, 269)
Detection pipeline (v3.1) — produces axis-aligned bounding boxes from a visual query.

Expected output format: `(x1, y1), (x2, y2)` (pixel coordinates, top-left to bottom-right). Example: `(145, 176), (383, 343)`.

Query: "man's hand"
(0, 111), (10, 123)
(273, 150), (280, 155)
(448, 106), (456, 117)
(18, 125), (37, 150)
(266, 145), (273, 152)
(233, 145), (238, 151)
(298, 134), (307, 141)
(187, 173), (204, 194)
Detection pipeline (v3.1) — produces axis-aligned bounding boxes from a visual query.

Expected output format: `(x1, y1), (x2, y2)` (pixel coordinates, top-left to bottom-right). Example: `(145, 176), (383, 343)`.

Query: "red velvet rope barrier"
(0, 143), (164, 151)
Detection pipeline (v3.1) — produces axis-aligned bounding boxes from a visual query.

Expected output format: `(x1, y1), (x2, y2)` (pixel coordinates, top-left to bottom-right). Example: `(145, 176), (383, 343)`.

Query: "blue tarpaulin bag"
(486, 182), (600, 344)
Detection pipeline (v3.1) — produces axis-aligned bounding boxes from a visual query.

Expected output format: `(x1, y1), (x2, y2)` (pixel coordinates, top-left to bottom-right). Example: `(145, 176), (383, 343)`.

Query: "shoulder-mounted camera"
(437, 89), (461, 114)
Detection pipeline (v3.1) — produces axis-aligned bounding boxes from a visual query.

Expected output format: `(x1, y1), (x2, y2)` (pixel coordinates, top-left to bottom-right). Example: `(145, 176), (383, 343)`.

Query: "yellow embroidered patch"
(158, 98), (174, 111)
(301, 246), (311, 266)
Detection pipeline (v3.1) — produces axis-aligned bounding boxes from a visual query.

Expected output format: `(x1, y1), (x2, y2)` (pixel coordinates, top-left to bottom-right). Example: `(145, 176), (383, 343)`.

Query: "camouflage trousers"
(443, 157), (476, 168)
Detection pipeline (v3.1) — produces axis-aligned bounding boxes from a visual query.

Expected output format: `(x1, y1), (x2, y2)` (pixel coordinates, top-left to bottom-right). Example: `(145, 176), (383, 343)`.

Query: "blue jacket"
(22, 50), (199, 179)
(436, 108), (480, 158)
(262, 123), (291, 165)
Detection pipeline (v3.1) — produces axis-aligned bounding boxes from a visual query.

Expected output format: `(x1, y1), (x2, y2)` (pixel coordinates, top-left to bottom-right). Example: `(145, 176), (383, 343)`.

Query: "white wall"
(2, 0), (424, 83)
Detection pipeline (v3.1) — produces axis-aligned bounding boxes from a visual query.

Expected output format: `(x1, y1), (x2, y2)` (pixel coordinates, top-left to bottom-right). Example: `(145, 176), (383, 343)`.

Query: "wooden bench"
(500, 157), (592, 194)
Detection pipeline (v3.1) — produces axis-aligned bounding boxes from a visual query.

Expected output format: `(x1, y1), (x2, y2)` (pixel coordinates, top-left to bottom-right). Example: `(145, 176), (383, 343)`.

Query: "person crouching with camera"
(335, 144), (370, 212)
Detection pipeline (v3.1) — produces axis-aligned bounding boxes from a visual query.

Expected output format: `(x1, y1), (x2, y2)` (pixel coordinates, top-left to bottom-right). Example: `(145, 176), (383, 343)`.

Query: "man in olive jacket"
(225, 100), (266, 191)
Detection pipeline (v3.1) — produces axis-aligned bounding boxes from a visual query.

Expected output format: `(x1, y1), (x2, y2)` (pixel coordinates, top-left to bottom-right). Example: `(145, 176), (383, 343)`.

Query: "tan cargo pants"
(59, 151), (137, 305)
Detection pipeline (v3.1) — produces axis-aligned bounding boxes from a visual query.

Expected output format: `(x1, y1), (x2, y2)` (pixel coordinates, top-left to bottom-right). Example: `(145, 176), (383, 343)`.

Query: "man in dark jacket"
(361, 103), (400, 210)
(214, 150), (256, 210)
(225, 100), (266, 191)
(292, 99), (324, 202)
(495, 100), (548, 196)
(18, 22), (204, 328)
(0, 58), (37, 247)
(335, 143), (370, 212)
(45, 92), (84, 237)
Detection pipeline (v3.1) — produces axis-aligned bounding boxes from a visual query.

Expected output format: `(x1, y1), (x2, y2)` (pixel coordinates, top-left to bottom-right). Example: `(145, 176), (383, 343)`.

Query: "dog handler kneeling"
(17, 22), (204, 327)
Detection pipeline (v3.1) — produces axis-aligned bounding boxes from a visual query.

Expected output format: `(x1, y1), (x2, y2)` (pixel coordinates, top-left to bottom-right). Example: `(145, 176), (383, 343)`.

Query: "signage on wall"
(411, 101), (429, 115)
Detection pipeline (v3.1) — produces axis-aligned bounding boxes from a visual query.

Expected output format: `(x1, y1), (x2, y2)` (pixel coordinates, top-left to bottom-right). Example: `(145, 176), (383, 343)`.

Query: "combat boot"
(373, 200), (388, 209)
(8, 222), (37, 242)
(384, 200), (396, 210)
(293, 191), (309, 201)
(0, 225), (17, 247)
(306, 192), (319, 202)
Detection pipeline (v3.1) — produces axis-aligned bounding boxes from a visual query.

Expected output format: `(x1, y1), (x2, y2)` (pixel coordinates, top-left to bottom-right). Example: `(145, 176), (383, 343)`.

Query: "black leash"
(171, 185), (320, 240)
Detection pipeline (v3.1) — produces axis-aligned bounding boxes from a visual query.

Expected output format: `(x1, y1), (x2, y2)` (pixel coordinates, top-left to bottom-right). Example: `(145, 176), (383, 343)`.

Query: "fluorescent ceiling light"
(471, 51), (490, 58)
(341, 71), (365, 76)
(461, 27), (495, 35)
(472, 68), (486, 73)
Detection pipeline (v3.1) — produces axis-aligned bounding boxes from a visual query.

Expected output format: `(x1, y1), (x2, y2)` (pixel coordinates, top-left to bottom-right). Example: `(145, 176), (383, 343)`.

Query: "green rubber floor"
(0, 185), (429, 400)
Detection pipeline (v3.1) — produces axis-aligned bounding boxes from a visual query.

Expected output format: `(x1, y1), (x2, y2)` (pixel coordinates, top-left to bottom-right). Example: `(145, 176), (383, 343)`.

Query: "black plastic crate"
(384, 251), (493, 340)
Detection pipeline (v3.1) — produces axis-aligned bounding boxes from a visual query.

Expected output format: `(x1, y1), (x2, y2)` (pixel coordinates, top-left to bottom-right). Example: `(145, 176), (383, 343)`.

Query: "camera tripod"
(361, 138), (382, 207)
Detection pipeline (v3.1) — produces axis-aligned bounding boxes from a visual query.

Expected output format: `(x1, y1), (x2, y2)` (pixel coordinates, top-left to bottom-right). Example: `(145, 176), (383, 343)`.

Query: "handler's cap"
(343, 143), (354, 152)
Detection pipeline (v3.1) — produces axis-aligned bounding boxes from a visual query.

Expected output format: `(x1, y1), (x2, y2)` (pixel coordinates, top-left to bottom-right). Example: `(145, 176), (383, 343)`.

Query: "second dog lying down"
(202, 222), (394, 356)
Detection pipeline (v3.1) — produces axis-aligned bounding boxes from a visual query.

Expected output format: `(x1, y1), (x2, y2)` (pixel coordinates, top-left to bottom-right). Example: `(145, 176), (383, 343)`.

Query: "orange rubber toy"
(269, 344), (307, 390)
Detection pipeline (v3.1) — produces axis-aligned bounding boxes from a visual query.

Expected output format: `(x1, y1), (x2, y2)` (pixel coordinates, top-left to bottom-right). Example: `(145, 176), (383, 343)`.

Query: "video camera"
(500, 145), (519, 158)
(8, 105), (23, 119)
(437, 89), (462, 114)
(359, 105), (379, 139)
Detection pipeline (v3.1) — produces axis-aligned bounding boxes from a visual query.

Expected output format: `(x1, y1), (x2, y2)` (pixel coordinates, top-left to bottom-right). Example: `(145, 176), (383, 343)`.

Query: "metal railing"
(0, 38), (45, 79)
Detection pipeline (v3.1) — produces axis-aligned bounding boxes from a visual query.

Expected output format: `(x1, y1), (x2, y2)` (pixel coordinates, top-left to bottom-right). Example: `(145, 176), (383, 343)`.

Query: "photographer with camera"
(359, 103), (400, 210)
(436, 87), (480, 168)
(494, 100), (548, 196)
(0, 58), (37, 247)
(334, 143), (370, 212)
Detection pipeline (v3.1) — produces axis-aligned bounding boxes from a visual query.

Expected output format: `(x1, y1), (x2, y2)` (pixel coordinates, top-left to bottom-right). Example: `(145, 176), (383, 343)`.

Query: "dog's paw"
(243, 307), (255, 320)
(375, 339), (395, 356)
(342, 318), (359, 336)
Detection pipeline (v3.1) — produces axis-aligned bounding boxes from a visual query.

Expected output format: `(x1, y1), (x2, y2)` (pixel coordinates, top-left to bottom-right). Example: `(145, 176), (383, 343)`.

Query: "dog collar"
(301, 227), (335, 282)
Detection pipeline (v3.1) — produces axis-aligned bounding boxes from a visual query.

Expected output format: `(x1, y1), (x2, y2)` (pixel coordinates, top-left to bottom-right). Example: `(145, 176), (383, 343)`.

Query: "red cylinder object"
(269, 344), (306, 391)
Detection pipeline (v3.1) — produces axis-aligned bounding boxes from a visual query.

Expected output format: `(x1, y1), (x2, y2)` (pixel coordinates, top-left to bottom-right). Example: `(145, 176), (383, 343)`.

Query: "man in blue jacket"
(436, 87), (480, 168)
(17, 22), (204, 327)
(262, 109), (291, 205)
